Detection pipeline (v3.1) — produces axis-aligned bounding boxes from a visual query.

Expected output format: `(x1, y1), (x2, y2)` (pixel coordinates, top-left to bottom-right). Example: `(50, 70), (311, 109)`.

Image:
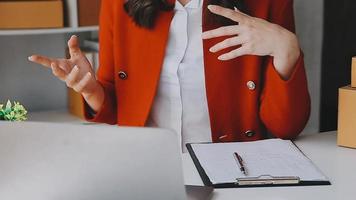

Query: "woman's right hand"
(28, 35), (104, 112)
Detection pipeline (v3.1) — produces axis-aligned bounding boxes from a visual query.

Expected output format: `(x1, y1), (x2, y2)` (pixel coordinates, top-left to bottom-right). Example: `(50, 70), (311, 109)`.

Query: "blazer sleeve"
(259, 0), (311, 139)
(83, 0), (117, 125)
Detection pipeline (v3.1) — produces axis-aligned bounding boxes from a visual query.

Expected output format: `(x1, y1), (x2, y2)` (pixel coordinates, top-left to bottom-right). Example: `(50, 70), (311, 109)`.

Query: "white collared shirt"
(147, 0), (212, 152)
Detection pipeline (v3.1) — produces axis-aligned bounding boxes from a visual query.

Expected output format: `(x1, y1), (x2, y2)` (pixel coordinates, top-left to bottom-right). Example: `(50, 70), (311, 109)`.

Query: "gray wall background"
(0, 32), (92, 111)
(294, 0), (324, 134)
(0, 0), (324, 133)
(0, 35), (67, 111)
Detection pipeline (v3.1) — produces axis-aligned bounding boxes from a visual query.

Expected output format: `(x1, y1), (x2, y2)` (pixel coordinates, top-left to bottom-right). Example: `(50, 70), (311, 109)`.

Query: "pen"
(233, 152), (247, 175)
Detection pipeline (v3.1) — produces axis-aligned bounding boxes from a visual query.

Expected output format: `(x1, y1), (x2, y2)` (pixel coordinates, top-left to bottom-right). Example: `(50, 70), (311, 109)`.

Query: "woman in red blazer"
(29, 0), (310, 143)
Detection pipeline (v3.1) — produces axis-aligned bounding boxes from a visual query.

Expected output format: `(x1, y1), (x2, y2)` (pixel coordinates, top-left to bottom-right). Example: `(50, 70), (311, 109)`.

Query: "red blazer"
(85, 0), (310, 143)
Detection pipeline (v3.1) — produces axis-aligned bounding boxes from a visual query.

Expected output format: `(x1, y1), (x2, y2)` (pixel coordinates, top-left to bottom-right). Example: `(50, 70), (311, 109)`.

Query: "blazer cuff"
(270, 52), (305, 85)
(83, 81), (117, 124)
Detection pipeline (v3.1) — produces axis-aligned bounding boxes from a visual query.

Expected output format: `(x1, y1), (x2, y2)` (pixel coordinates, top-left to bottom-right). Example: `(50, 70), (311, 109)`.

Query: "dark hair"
(124, 0), (246, 29)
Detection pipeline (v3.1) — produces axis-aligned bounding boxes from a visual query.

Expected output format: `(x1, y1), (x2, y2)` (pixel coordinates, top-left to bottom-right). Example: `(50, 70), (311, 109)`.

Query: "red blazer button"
(118, 71), (128, 80)
(245, 130), (255, 137)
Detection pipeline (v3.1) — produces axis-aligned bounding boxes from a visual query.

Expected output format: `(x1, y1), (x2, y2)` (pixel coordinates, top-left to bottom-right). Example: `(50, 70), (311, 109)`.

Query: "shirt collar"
(175, 0), (202, 10)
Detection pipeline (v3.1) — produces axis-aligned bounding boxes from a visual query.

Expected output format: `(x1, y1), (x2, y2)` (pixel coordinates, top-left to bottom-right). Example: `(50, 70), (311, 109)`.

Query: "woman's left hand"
(202, 5), (301, 80)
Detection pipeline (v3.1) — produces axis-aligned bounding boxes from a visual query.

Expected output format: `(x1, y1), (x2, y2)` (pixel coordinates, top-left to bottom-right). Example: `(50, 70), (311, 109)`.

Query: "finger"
(73, 72), (92, 93)
(209, 36), (245, 53)
(218, 46), (249, 61)
(65, 65), (80, 88)
(28, 55), (54, 67)
(233, 7), (250, 17)
(207, 5), (247, 23)
(57, 60), (72, 74)
(50, 62), (67, 81)
(202, 25), (241, 40)
(67, 35), (82, 58)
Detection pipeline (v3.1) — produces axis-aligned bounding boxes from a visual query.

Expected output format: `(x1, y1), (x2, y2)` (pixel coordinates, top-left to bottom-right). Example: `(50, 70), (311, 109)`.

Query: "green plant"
(0, 100), (28, 121)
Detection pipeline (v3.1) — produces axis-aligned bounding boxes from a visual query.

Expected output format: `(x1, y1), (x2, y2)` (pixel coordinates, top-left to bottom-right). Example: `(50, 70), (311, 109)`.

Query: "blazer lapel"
(129, 6), (175, 125)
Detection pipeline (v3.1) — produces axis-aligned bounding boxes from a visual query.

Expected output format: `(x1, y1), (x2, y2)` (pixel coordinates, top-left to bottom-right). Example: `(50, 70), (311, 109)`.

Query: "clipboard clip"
(235, 175), (300, 186)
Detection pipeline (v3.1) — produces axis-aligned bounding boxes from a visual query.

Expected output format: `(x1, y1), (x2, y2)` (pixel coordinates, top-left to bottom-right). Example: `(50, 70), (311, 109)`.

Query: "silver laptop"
(0, 121), (188, 200)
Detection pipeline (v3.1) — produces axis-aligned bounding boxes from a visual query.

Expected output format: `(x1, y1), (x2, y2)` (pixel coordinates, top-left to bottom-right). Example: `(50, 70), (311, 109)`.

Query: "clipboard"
(186, 140), (331, 188)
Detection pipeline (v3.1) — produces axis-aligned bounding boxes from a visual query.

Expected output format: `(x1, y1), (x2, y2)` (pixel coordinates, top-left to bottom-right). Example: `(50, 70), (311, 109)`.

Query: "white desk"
(28, 110), (84, 123)
(183, 132), (356, 200)
(27, 111), (356, 200)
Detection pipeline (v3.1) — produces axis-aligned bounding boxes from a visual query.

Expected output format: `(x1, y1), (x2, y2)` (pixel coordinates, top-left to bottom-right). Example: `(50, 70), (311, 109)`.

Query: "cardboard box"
(351, 57), (356, 88)
(68, 88), (85, 119)
(337, 86), (356, 148)
(78, 0), (101, 26)
(0, 0), (63, 29)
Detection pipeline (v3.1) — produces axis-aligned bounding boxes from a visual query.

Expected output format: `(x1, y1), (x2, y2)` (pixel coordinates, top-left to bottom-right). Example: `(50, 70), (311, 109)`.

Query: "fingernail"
(28, 56), (33, 61)
(207, 5), (213, 10)
(218, 55), (225, 60)
(73, 65), (79, 70)
(209, 48), (215, 52)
